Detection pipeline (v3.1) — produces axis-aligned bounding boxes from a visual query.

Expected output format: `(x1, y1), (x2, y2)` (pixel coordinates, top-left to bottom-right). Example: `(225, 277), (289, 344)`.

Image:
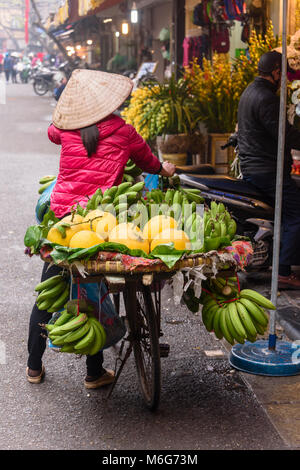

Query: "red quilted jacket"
(48, 114), (162, 218)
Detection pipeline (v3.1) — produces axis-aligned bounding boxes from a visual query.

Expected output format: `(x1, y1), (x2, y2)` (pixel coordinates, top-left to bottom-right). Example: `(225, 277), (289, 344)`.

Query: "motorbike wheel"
(33, 78), (49, 96)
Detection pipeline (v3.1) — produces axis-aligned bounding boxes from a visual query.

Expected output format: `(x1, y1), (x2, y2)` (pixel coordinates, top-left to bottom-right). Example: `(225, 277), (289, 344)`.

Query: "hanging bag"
(211, 24), (230, 54)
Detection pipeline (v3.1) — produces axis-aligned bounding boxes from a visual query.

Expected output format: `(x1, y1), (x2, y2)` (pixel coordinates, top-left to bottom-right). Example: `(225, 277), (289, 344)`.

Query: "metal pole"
(269, 0), (288, 349)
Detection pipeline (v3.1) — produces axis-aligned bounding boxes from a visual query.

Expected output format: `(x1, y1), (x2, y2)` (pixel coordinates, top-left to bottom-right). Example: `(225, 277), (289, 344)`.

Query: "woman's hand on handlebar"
(159, 161), (176, 177)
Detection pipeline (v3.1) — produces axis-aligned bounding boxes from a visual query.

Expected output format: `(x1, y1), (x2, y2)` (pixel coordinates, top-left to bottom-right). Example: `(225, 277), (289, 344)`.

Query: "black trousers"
(243, 173), (300, 274)
(27, 263), (104, 376)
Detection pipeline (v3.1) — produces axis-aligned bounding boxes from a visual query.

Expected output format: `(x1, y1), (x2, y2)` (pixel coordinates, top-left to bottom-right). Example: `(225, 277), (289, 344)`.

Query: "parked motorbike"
(177, 134), (300, 271)
(32, 60), (73, 96)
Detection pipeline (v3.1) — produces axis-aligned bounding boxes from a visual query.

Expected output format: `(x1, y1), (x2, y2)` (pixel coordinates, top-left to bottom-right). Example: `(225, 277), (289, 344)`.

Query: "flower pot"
(157, 134), (190, 166)
(207, 133), (234, 174)
(161, 153), (187, 166)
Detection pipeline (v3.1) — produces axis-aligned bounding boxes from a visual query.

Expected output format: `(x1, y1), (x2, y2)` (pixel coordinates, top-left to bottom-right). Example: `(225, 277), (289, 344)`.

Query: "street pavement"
(0, 79), (299, 451)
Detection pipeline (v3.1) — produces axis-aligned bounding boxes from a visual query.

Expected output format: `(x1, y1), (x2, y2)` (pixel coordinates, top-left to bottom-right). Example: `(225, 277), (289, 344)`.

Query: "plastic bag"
(35, 178), (57, 224)
(71, 280), (126, 350)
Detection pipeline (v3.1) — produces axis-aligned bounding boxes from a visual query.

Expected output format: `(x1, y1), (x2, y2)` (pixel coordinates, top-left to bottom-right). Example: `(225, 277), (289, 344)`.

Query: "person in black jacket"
(237, 50), (300, 289)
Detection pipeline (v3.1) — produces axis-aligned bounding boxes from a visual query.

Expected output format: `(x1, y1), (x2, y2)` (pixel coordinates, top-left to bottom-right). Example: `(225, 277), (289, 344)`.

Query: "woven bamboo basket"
(42, 251), (235, 276)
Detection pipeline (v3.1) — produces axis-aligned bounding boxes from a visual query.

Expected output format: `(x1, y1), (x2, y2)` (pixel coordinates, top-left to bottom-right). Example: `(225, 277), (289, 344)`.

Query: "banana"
(35, 274), (65, 292)
(113, 182), (132, 200)
(88, 318), (106, 354)
(113, 192), (138, 207)
(210, 201), (218, 218)
(246, 334), (257, 343)
(38, 181), (53, 194)
(60, 343), (77, 353)
(213, 308), (224, 339)
(74, 322), (96, 352)
(36, 297), (54, 311)
(165, 189), (174, 205)
(47, 285), (70, 313)
(185, 212), (196, 233)
(204, 304), (219, 332)
(62, 320), (92, 343)
(236, 301), (257, 338)
(227, 301), (247, 339)
(220, 222), (227, 238)
(225, 306), (245, 344)
(39, 175), (56, 185)
(101, 195), (113, 205)
(105, 186), (118, 200)
(227, 219), (237, 239)
(251, 317), (267, 336)
(172, 190), (182, 206)
(217, 202), (226, 214)
(123, 174), (135, 183)
(44, 323), (56, 332)
(182, 188), (202, 195)
(52, 311), (73, 327)
(50, 313), (88, 335)
(219, 306), (235, 345)
(238, 297), (269, 328)
(182, 190), (204, 204)
(50, 331), (73, 346)
(239, 289), (276, 310)
(36, 281), (67, 303)
(129, 182), (145, 193)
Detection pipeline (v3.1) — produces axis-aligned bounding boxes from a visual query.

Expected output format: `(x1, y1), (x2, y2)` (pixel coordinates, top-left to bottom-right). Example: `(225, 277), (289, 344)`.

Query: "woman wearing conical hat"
(26, 70), (175, 388)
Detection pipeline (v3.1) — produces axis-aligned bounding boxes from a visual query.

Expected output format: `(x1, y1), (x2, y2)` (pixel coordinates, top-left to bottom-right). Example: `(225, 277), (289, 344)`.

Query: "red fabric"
(48, 114), (161, 218)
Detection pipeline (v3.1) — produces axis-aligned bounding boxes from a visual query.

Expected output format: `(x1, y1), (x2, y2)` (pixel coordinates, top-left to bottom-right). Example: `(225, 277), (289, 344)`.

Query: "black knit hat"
(258, 51), (282, 74)
(258, 50), (294, 74)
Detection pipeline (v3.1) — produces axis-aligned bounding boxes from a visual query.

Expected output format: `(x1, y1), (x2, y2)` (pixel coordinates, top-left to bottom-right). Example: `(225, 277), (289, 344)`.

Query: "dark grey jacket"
(237, 77), (300, 177)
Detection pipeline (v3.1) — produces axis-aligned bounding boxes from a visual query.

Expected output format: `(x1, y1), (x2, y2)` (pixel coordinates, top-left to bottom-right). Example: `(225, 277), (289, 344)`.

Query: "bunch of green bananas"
(45, 310), (106, 355)
(200, 283), (275, 346)
(144, 187), (203, 223)
(203, 201), (237, 252)
(79, 181), (145, 218)
(35, 274), (70, 313)
(38, 175), (56, 194)
(122, 160), (143, 183)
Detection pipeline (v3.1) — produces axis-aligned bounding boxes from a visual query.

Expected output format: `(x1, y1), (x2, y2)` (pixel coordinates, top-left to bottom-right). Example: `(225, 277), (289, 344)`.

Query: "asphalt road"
(0, 80), (289, 451)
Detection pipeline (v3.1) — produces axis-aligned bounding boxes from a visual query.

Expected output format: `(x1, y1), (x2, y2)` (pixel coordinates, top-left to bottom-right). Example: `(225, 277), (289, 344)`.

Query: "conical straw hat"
(53, 69), (133, 130)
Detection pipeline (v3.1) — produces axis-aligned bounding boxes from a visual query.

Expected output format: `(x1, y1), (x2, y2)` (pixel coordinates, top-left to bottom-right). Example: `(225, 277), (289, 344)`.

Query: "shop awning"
(85, 0), (124, 16)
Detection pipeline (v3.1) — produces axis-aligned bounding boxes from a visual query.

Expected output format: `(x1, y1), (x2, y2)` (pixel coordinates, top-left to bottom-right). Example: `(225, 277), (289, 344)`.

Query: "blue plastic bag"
(144, 173), (159, 191)
(35, 178), (57, 224)
(71, 280), (126, 350)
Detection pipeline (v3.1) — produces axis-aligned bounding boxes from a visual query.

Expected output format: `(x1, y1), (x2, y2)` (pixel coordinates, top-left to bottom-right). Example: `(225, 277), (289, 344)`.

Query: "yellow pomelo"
(68, 230), (105, 249)
(150, 228), (191, 252)
(142, 215), (177, 241)
(109, 222), (141, 240)
(81, 209), (105, 231)
(95, 213), (118, 240)
(59, 214), (84, 225)
(109, 223), (149, 253)
(47, 217), (84, 247)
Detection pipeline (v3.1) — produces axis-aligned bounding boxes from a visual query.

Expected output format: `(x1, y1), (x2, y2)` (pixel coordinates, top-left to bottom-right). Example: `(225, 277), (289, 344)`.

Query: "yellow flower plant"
(184, 22), (281, 133)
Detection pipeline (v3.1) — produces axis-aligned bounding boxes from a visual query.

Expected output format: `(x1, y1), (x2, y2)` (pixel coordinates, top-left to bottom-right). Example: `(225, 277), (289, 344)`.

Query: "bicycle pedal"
(159, 343), (170, 357)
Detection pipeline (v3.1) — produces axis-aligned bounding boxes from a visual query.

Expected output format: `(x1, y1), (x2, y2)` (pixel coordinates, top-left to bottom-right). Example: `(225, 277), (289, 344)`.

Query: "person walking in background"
(0, 52), (3, 73)
(3, 53), (13, 83)
(11, 56), (18, 83)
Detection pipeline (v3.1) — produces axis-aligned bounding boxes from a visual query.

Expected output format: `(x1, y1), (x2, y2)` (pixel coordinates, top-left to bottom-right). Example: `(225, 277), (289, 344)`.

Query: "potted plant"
(122, 73), (201, 165)
(183, 22), (281, 173)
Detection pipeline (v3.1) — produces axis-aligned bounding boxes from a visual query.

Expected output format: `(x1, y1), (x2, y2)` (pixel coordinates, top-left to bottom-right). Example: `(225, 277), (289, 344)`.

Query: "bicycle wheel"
(132, 286), (161, 411)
